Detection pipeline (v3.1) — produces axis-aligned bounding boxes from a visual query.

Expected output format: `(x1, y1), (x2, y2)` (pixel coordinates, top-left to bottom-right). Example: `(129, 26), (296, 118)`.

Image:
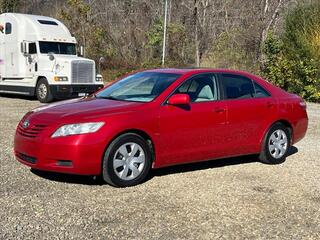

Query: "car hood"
(29, 97), (144, 123)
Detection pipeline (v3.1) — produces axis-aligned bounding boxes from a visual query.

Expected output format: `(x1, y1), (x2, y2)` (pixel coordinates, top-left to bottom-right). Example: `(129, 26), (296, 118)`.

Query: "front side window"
(39, 41), (76, 55)
(221, 74), (255, 100)
(96, 72), (181, 102)
(5, 22), (11, 34)
(175, 74), (218, 102)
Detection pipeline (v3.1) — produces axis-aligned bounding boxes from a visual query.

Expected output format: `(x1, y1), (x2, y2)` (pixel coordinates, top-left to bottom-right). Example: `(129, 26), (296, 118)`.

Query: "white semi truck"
(0, 13), (104, 103)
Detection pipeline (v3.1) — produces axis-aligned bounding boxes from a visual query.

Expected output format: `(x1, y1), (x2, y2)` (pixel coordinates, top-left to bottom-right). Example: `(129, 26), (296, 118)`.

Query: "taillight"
(299, 100), (307, 110)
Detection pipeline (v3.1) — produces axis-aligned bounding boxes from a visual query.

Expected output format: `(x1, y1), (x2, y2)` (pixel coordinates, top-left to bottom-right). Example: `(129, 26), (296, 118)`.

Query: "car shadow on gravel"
(30, 146), (298, 186)
(151, 146), (298, 179)
(30, 169), (103, 185)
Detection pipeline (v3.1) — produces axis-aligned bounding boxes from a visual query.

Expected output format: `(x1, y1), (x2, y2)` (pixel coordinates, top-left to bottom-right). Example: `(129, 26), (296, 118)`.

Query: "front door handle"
(214, 107), (226, 113)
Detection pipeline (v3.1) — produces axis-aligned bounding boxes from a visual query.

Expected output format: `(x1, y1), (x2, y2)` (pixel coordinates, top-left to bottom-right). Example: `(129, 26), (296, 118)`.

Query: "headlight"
(54, 76), (68, 81)
(96, 74), (103, 82)
(51, 122), (105, 138)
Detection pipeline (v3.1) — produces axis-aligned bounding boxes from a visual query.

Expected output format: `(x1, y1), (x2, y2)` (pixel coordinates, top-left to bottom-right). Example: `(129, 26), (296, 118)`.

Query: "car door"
(157, 73), (228, 167)
(4, 20), (19, 77)
(25, 42), (38, 78)
(219, 73), (276, 155)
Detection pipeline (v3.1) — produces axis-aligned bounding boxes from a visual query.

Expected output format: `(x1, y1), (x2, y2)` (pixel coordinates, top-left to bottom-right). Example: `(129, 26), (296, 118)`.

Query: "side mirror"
(98, 56), (106, 73)
(99, 56), (106, 64)
(21, 41), (29, 55)
(48, 53), (55, 61)
(168, 94), (190, 106)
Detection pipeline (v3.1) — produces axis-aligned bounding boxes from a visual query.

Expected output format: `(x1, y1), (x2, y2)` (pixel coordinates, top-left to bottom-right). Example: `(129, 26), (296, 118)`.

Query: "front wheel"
(36, 78), (53, 103)
(259, 123), (291, 164)
(102, 133), (152, 187)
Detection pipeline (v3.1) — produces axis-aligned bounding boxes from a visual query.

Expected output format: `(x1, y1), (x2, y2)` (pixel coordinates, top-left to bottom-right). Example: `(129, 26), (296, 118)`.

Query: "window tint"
(221, 74), (254, 99)
(5, 22), (11, 34)
(175, 74), (218, 102)
(29, 43), (37, 54)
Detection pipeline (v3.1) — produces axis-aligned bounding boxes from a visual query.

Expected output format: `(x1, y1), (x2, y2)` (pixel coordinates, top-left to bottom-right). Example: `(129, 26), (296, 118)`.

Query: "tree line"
(1, 0), (319, 102)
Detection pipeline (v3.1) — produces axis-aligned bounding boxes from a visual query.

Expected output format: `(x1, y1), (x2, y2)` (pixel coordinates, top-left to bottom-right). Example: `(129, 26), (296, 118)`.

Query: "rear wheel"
(259, 123), (291, 164)
(102, 133), (152, 187)
(36, 78), (53, 103)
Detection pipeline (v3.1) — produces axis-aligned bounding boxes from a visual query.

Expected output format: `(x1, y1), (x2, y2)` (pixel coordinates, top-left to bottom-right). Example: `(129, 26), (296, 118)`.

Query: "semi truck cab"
(0, 13), (104, 103)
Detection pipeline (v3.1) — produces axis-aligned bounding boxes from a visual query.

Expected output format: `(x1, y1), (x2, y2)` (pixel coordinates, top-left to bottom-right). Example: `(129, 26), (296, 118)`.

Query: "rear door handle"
(266, 102), (274, 108)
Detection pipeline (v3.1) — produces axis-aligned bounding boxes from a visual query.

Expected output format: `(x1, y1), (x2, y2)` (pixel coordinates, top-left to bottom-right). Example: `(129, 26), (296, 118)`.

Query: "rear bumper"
(292, 116), (308, 144)
(50, 84), (104, 99)
(14, 131), (107, 175)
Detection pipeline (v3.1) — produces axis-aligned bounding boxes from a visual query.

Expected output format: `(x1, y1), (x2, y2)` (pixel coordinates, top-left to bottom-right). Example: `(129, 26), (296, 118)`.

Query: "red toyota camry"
(14, 69), (308, 187)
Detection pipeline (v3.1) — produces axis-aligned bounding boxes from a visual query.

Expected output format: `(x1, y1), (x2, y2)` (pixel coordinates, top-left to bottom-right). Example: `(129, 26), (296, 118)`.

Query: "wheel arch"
(275, 119), (293, 144)
(260, 119), (294, 149)
(101, 128), (156, 172)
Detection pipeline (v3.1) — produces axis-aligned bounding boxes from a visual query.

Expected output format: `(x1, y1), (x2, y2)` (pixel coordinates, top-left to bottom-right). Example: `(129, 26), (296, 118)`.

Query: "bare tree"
(7, 0), (298, 72)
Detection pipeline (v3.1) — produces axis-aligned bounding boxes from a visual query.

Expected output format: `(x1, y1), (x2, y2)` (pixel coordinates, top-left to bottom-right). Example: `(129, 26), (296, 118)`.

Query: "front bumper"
(50, 84), (104, 99)
(14, 130), (107, 175)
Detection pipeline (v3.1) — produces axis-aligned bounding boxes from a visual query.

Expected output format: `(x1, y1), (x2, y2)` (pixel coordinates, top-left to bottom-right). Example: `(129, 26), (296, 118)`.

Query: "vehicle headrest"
(198, 85), (213, 99)
(240, 83), (254, 95)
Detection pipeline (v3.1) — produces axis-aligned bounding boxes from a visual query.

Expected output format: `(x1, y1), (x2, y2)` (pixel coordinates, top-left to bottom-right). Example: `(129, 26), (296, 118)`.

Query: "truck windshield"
(39, 41), (76, 55)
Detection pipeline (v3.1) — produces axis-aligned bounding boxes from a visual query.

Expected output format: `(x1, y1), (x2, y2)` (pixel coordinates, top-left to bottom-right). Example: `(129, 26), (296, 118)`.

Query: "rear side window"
(221, 74), (255, 99)
(5, 22), (12, 34)
(175, 74), (218, 102)
(253, 82), (270, 98)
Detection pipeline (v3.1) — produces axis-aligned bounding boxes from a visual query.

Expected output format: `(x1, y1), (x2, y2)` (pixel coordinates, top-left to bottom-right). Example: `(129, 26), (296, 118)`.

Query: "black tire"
(36, 78), (53, 103)
(102, 133), (152, 187)
(259, 123), (291, 164)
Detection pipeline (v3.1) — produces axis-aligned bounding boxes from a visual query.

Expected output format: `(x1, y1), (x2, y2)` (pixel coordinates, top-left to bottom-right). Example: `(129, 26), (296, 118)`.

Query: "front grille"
(17, 122), (47, 138)
(71, 60), (94, 84)
(16, 152), (37, 164)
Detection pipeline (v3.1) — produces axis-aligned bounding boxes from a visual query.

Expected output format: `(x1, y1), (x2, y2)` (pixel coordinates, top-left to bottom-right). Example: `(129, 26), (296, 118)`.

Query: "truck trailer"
(0, 13), (104, 103)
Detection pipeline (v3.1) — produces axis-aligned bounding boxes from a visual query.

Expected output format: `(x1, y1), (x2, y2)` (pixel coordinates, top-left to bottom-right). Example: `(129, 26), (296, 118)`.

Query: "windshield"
(39, 41), (76, 55)
(96, 72), (181, 102)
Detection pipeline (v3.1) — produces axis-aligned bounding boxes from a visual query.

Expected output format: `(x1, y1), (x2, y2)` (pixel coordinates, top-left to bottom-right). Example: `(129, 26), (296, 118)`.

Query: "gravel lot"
(0, 95), (319, 240)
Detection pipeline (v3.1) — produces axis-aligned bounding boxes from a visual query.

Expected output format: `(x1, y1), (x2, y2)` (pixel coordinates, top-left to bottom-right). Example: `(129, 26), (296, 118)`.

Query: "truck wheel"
(36, 78), (53, 103)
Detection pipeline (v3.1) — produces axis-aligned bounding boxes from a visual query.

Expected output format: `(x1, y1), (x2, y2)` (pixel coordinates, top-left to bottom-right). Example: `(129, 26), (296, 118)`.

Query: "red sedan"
(14, 69), (308, 187)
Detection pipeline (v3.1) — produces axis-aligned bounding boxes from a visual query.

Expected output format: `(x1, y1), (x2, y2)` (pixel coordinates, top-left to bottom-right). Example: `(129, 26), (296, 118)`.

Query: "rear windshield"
(39, 41), (76, 55)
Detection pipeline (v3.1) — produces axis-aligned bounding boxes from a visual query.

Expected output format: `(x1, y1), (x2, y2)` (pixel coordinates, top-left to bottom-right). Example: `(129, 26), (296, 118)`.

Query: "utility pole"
(162, 0), (168, 67)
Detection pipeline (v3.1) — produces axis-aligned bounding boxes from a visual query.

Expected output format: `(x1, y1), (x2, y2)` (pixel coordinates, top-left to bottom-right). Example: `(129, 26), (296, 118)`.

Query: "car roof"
(144, 68), (259, 78)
